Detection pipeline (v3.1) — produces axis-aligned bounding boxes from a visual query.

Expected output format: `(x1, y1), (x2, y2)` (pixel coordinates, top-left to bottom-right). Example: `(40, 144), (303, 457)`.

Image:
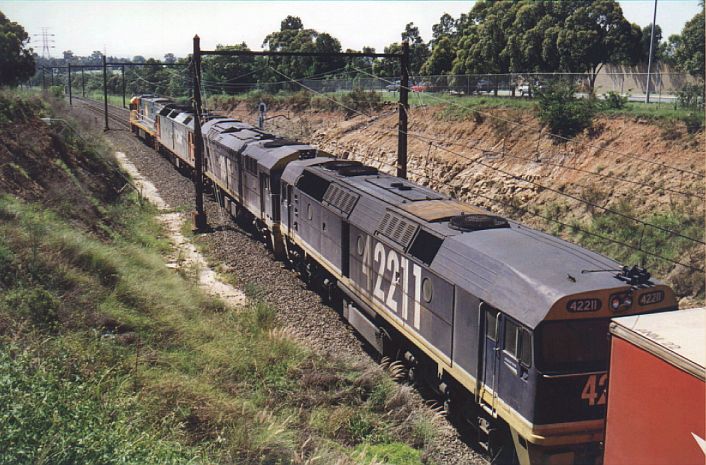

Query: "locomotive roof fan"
(449, 213), (509, 232)
(322, 160), (362, 171)
(338, 165), (379, 177)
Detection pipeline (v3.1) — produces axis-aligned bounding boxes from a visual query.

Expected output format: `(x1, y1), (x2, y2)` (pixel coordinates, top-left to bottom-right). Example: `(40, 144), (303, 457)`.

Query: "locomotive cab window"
(296, 171), (331, 202)
(504, 319), (532, 368)
(485, 310), (499, 341)
(536, 319), (610, 373)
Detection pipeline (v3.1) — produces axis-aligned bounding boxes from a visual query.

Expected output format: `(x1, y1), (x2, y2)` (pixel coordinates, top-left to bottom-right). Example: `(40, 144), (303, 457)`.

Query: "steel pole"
(103, 55), (109, 131)
(397, 41), (409, 180)
(68, 64), (73, 105)
(122, 64), (126, 108)
(51, 68), (54, 86)
(81, 67), (85, 97)
(192, 34), (208, 232)
(645, 0), (658, 103)
(41, 67), (46, 90)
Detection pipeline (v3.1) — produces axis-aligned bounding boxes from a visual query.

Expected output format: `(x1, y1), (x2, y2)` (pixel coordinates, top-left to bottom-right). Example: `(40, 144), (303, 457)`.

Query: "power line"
(32, 27), (55, 59)
(202, 57), (704, 273)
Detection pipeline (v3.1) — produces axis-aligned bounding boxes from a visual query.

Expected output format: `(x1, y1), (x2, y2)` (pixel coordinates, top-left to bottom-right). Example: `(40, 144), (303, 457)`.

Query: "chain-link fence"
(252, 71), (700, 105)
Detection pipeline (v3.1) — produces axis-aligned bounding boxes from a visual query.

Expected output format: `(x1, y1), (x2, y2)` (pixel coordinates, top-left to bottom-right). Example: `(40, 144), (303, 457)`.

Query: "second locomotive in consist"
(129, 95), (678, 465)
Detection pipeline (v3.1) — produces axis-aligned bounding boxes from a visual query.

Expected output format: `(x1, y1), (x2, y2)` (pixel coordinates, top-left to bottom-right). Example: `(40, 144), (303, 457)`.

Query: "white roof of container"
(610, 308), (705, 381)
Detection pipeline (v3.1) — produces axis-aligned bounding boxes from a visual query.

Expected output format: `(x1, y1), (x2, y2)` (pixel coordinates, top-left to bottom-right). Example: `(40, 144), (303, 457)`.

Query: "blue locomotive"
(129, 95), (678, 465)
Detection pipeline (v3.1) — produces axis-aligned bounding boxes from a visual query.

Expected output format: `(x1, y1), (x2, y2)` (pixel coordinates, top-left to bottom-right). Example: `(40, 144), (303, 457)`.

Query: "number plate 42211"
(566, 298), (602, 313)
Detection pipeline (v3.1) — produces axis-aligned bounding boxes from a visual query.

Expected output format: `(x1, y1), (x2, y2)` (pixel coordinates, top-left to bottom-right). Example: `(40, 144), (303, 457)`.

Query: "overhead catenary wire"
(196, 55), (703, 274)
(260, 61), (705, 246)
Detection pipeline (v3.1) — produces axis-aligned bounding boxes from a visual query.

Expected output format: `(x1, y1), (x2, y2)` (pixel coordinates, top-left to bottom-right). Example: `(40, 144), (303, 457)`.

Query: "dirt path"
(114, 151), (247, 308)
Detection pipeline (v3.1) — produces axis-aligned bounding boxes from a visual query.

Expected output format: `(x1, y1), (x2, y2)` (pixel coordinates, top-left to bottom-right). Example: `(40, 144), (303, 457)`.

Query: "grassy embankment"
(207, 87), (703, 123)
(0, 90), (438, 464)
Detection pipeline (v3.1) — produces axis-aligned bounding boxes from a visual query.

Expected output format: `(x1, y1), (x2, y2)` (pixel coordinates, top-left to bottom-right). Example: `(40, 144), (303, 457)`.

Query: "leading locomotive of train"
(129, 95), (677, 465)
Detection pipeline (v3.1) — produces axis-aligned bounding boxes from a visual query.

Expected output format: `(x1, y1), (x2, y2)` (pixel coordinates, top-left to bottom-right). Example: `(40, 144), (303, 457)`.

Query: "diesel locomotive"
(129, 95), (678, 465)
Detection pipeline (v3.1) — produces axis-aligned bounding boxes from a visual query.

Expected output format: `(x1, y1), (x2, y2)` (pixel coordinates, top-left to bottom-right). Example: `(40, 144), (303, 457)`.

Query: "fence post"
(41, 67), (46, 90)
(192, 34), (208, 232)
(81, 67), (85, 97)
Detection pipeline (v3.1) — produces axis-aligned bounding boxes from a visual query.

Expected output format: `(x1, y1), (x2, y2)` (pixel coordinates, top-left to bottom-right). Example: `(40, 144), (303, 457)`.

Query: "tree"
(672, 9), (704, 78)
(451, 1), (517, 93)
(401, 22), (429, 75)
(556, 0), (640, 92)
(638, 23), (663, 63)
(420, 36), (455, 75)
(262, 16), (343, 81)
(0, 11), (35, 86)
(378, 42), (401, 77)
(87, 51), (104, 65)
(62, 50), (75, 62)
(202, 43), (255, 95)
(132, 55), (146, 64)
(431, 13), (457, 44)
(163, 53), (176, 64)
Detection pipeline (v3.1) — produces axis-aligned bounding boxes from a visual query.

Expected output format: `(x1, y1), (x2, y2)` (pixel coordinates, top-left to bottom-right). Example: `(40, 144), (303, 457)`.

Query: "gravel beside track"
(68, 99), (485, 465)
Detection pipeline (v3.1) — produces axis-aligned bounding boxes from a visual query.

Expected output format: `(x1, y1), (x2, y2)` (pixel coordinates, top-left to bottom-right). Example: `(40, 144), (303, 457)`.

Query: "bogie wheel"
(489, 427), (519, 465)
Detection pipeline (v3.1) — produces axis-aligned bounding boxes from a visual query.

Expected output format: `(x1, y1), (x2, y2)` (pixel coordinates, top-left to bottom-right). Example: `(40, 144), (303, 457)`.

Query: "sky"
(3, 1), (703, 60)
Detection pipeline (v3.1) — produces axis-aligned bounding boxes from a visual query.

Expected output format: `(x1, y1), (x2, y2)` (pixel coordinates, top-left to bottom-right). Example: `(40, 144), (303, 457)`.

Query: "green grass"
(83, 91), (126, 108)
(602, 100), (705, 121)
(0, 89), (436, 464)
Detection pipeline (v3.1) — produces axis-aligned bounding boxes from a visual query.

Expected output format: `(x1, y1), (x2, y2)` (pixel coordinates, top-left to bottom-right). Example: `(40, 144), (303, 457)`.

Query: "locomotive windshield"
(535, 319), (611, 373)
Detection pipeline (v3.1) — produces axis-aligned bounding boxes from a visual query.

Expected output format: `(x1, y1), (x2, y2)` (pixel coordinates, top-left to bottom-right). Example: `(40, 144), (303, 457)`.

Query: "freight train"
(129, 94), (678, 465)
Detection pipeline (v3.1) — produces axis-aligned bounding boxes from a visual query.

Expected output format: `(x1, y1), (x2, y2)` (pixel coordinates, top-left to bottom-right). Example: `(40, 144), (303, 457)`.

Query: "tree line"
(1, 3), (703, 94)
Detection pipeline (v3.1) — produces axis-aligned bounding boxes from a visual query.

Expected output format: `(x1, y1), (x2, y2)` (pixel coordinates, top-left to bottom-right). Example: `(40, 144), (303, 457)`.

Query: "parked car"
(473, 79), (493, 94)
(517, 80), (544, 97)
(385, 80), (401, 92)
(411, 81), (432, 92)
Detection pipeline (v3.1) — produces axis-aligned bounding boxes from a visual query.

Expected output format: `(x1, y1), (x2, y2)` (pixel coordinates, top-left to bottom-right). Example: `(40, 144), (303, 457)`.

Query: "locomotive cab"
(504, 281), (677, 465)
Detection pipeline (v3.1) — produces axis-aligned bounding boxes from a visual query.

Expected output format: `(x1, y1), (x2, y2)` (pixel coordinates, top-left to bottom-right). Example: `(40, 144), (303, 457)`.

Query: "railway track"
(72, 96), (131, 130)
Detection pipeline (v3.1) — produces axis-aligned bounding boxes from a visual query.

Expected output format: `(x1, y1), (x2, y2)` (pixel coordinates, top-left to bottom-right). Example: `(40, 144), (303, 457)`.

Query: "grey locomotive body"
(129, 97), (678, 465)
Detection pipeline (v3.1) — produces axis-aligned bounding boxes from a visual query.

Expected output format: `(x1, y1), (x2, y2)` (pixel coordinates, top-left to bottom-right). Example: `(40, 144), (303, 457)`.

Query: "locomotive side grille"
(377, 211), (418, 248)
(323, 184), (359, 215)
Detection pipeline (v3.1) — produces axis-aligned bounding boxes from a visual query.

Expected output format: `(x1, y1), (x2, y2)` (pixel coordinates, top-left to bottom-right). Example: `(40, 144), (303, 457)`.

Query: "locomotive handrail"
(541, 370), (607, 379)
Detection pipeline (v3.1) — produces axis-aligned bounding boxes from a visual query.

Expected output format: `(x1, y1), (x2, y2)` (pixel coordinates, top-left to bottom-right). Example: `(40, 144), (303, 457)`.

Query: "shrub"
(601, 91), (628, 110)
(536, 81), (595, 138)
(2, 286), (59, 328)
(677, 84), (704, 110)
(339, 87), (383, 117)
(682, 112), (704, 134)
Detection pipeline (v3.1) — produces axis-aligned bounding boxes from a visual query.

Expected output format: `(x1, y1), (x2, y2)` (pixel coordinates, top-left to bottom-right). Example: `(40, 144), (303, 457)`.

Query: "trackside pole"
(102, 55), (109, 131)
(397, 41), (409, 179)
(68, 63), (72, 106)
(191, 34), (208, 232)
(122, 64), (126, 108)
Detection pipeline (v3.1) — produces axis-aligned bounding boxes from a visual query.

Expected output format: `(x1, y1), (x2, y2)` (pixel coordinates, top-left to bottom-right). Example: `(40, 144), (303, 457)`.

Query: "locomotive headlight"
(610, 292), (633, 312)
(610, 297), (622, 311)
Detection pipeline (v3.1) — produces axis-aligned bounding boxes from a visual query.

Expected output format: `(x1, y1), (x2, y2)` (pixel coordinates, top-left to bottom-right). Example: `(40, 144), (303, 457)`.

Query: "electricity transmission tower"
(32, 27), (55, 59)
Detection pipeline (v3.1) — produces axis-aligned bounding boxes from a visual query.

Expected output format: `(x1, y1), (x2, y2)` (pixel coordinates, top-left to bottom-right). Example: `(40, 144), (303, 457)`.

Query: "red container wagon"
(604, 307), (705, 465)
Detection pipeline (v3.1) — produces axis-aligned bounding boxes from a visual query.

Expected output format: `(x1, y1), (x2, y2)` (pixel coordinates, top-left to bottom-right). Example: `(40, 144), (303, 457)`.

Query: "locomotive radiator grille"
(377, 211), (418, 248)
